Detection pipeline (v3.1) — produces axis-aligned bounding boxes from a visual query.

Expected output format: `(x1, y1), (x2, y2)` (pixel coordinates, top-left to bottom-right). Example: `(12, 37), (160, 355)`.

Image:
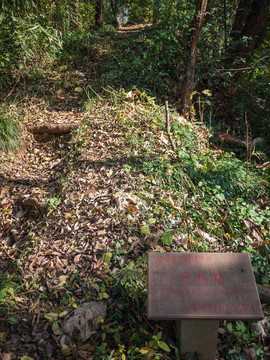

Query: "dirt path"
(116, 23), (152, 38)
(0, 26), (150, 358)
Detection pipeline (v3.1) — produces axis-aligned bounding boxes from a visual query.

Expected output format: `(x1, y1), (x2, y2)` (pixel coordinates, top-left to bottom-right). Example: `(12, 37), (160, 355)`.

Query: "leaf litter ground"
(0, 25), (270, 360)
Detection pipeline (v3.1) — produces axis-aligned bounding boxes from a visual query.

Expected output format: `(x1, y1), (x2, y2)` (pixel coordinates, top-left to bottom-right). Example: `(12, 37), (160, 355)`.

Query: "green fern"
(115, 262), (145, 310)
(116, 262), (143, 290)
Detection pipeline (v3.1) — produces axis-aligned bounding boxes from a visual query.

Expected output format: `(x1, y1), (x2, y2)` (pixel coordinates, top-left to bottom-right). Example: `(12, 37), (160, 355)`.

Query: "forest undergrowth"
(0, 24), (270, 360)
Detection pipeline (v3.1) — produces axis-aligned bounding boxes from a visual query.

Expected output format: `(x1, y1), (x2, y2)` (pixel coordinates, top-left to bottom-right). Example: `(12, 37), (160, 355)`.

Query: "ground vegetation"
(0, 1), (270, 359)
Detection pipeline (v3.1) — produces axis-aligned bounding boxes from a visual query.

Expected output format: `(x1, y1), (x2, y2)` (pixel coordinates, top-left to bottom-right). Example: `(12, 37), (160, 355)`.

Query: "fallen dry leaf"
(243, 219), (263, 243)
(2, 354), (12, 360)
(195, 229), (217, 243)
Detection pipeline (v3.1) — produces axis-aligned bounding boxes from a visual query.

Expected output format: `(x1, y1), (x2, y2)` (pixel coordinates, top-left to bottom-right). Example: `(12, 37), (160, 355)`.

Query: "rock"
(251, 321), (266, 337)
(257, 284), (270, 305)
(59, 334), (71, 347)
(63, 301), (107, 341)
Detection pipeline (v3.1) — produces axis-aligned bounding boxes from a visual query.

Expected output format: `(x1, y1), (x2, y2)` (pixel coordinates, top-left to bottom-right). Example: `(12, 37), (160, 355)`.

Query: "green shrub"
(0, 13), (63, 87)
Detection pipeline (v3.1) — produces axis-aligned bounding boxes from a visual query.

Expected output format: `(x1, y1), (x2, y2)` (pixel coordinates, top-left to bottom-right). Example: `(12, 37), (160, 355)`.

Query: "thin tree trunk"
(225, 0), (269, 65)
(111, 0), (119, 27)
(223, 0), (228, 49)
(180, 0), (208, 116)
(95, 0), (103, 27)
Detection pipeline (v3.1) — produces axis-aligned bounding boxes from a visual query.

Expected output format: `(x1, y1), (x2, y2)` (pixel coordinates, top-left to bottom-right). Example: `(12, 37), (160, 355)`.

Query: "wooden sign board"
(147, 252), (264, 320)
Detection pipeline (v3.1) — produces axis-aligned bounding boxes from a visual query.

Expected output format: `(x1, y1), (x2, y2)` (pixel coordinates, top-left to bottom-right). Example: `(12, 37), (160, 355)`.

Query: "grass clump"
(0, 112), (21, 152)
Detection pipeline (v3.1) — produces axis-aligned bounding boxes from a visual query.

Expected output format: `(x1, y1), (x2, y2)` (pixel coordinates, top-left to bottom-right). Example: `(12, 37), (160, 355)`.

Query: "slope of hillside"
(0, 25), (269, 360)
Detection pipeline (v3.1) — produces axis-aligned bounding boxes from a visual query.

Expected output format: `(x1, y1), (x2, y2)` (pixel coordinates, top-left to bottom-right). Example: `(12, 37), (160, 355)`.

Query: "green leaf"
(202, 89), (212, 96)
(59, 311), (68, 318)
(161, 233), (173, 245)
(148, 218), (156, 224)
(227, 323), (233, 332)
(0, 288), (6, 298)
(79, 344), (92, 350)
(99, 292), (109, 299)
(228, 347), (237, 355)
(141, 225), (150, 235)
(0, 12), (5, 24)
(74, 87), (83, 93)
(103, 252), (112, 264)
(52, 321), (59, 331)
(7, 316), (19, 325)
(216, 193), (225, 201)
(139, 347), (151, 354)
(236, 320), (245, 332)
(158, 341), (170, 352)
(262, 276), (269, 285)
(190, 91), (198, 100)
(154, 206), (160, 214)
(44, 313), (58, 322)
(61, 344), (72, 356)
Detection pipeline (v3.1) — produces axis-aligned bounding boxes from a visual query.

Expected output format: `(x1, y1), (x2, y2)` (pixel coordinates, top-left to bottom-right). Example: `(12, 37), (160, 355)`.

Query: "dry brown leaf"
(96, 257), (104, 268)
(125, 90), (140, 100)
(243, 219), (263, 243)
(74, 254), (81, 264)
(195, 229), (217, 243)
(51, 251), (62, 256)
(2, 353), (12, 360)
(157, 132), (169, 145)
(241, 347), (257, 360)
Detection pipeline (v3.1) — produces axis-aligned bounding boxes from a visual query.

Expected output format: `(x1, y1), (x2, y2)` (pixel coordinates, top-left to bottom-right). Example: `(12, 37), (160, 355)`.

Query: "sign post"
(147, 252), (264, 360)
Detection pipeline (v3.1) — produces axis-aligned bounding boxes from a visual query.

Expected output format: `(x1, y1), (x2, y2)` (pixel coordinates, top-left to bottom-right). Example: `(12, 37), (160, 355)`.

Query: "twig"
(215, 55), (269, 72)
(215, 66), (268, 72)
(257, 161), (270, 171)
(135, 114), (158, 137)
(180, 175), (193, 252)
(85, 85), (103, 100)
(0, 243), (15, 260)
(165, 101), (176, 151)
(245, 112), (249, 200)
(4, 75), (21, 101)
(198, 96), (203, 123)
(127, 239), (143, 254)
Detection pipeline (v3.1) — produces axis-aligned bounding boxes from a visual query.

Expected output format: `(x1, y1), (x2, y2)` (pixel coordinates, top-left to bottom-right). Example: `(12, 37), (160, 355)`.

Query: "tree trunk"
(95, 0), (103, 28)
(111, 0), (119, 27)
(180, 0), (208, 116)
(225, 0), (269, 65)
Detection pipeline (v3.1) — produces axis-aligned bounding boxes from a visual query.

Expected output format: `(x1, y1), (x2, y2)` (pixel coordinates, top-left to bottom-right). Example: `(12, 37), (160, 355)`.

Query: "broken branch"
(165, 101), (176, 151)
(27, 123), (79, 135)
